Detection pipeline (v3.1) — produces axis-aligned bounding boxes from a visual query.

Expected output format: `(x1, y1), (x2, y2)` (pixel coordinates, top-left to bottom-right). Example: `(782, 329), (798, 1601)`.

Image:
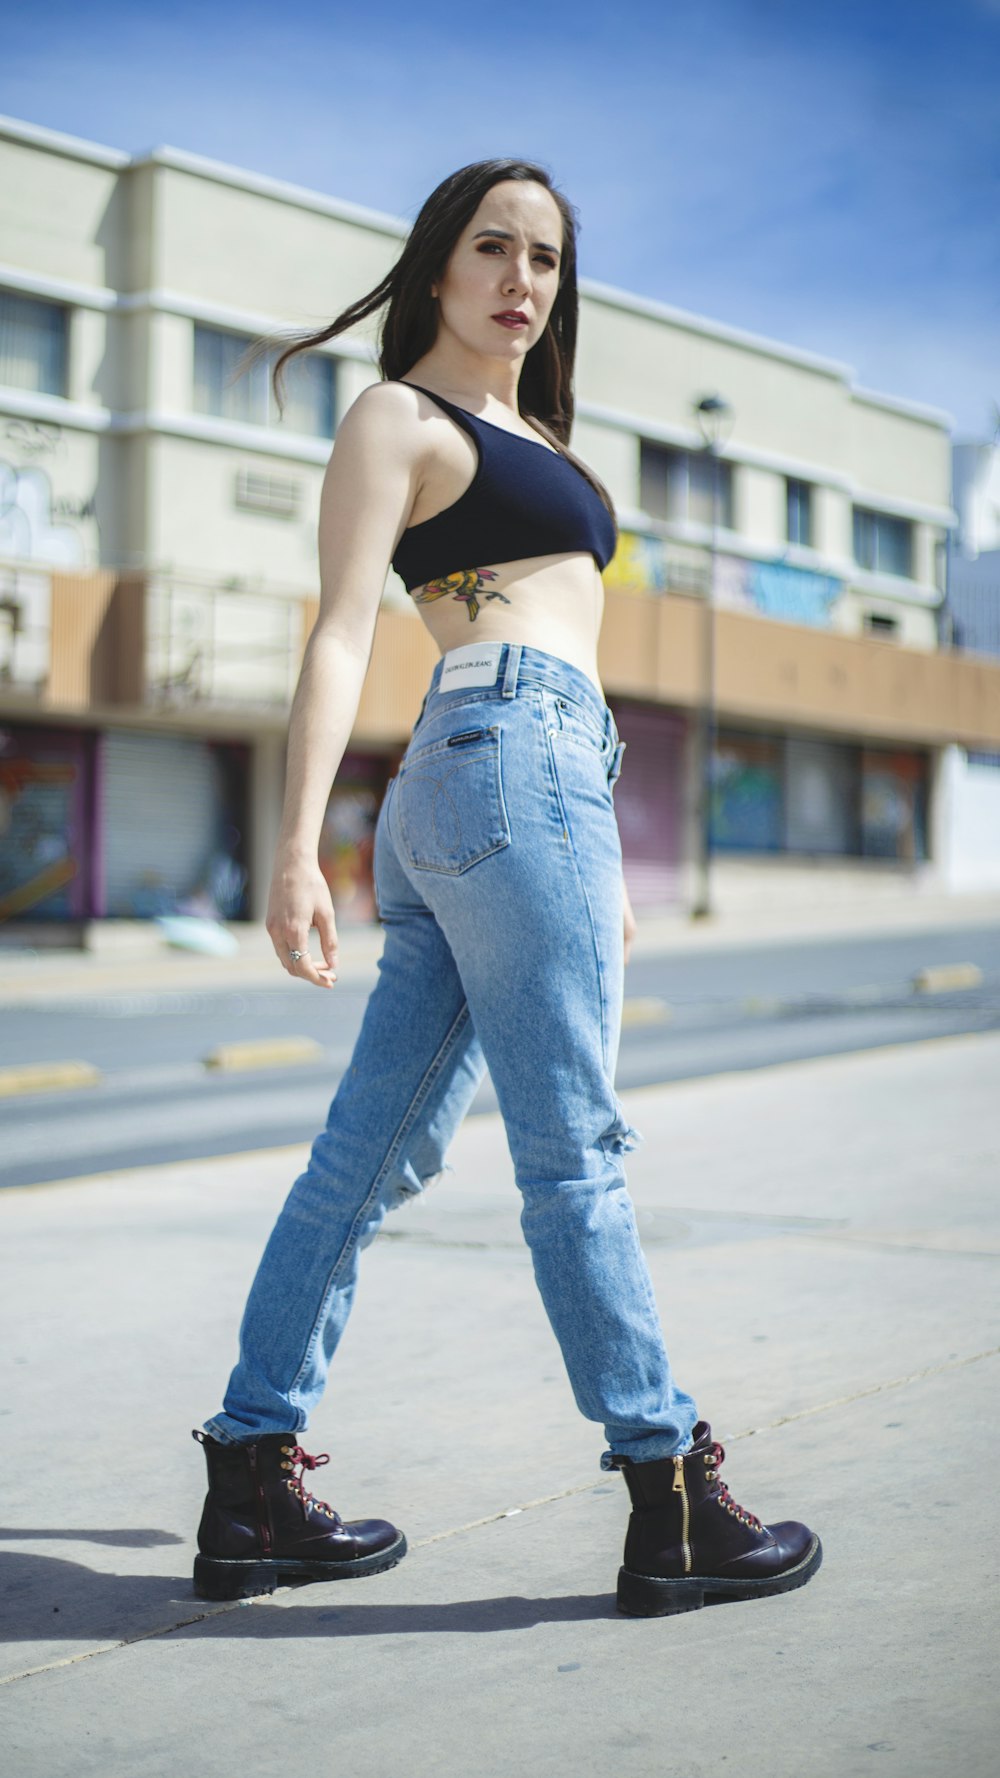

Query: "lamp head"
(694, 393), (734, 450)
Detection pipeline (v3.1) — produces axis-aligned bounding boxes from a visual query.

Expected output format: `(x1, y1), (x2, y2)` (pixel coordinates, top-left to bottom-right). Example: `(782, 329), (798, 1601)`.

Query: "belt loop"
(501, 642), (522, 699)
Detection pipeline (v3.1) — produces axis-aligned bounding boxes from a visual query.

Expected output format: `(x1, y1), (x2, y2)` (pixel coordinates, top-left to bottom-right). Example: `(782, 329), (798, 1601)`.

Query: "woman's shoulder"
(336, 379), (437, 462)
(339, 378), (432, 430)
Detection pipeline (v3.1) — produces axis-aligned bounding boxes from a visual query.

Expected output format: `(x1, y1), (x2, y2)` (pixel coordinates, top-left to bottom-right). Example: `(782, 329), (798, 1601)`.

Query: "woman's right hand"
(265, 848), (339, 988)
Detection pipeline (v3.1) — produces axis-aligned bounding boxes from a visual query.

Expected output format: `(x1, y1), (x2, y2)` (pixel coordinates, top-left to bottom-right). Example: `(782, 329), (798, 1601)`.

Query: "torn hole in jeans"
(598, 1103), (641, 1158)
(381, 1159), (453, 1214)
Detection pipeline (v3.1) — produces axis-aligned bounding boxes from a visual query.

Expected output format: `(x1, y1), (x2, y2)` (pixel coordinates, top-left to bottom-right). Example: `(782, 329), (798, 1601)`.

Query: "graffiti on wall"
(0, 741), (80, 921)
(605, 529), (841, 627)
(0, 437), (92, 567)
(717, 557), (841, 627)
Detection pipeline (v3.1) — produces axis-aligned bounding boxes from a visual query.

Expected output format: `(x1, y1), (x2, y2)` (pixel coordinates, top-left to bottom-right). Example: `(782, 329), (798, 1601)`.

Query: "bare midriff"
(409, 549), (606, 692)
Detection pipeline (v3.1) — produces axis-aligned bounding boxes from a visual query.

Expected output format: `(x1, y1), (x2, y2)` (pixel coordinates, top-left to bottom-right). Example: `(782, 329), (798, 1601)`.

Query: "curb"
(621, 997), (671, 1028)
(0, 1060), (102, 1098)
(912, 963), (984, 993)
(202, 1036), (325, 1072)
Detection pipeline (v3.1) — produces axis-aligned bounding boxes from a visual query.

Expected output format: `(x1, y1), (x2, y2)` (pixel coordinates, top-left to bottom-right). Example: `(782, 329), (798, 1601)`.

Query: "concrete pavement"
(1, 1030), (998, 1775)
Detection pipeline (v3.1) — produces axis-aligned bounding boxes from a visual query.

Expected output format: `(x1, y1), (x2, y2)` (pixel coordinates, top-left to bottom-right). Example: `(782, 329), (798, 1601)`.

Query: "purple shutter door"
(611, 701), (685, 908)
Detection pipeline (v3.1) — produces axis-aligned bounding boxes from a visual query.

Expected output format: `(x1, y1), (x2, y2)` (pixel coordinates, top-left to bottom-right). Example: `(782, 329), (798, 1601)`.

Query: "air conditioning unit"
(234, 468), (302, 518)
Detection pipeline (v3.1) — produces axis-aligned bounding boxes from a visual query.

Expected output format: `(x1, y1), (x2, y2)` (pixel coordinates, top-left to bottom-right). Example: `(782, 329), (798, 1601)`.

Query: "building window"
(786, 478), (813, 547)
(863, 611), (899, 639)
(0, 291), (68, 397)
(640, 442), (734, 530)
(853, 507), (913, 578)
(193, 325), (335, 438)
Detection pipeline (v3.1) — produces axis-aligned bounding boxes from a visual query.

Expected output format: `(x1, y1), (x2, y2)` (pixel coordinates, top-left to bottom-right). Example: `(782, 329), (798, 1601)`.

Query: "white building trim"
(0, 262), (118, 311)
(849, 484), (956, 529)
(0, 388), (332, 460)
(579, 276), (853, 380)
(140, 290), (375, 361)
(134, 145), (408, 238)
(0, 387), (112, 432)
(148, 411), (332, 463)
(851, 384), (954, 430)
(0, 266), (377, 362)
(0, 113), (129, 169)
(849, 568), (942, 608)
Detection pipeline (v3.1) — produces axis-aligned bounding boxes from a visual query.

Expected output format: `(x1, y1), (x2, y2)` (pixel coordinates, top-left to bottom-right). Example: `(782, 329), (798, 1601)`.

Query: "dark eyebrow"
(472, 228), (561, 257)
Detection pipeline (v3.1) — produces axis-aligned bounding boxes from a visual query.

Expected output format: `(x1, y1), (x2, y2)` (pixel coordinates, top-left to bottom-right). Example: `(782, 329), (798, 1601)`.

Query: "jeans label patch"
(439, 642), (502, 691)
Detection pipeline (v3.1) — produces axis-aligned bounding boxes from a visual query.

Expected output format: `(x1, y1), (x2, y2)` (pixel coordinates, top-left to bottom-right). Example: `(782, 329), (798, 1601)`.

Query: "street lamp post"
(690, 393), (734, 921)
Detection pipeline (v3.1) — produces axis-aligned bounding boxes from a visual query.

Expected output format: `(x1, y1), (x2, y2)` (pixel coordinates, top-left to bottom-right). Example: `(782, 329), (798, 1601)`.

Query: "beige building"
(2, 111), (999, 937)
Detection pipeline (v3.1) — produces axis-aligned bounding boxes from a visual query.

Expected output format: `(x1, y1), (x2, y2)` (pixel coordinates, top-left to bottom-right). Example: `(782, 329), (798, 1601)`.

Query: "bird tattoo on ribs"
(413, 567), (512, 623)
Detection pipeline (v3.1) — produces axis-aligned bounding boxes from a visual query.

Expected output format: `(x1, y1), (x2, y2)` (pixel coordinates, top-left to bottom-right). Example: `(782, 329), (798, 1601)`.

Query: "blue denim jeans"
(204, 642), (698, 1464)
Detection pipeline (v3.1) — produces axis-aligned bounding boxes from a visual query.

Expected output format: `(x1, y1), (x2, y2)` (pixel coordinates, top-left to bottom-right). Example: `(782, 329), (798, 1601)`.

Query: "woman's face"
(430, 180), (564, 364)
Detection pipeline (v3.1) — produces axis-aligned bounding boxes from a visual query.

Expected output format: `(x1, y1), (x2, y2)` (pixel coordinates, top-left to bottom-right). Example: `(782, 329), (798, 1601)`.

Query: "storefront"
(0, 722), (97, 923)
(710, 729), (929, 862)
(318, 750), (395, 924)
(0, 723), (251, 927)
(100, 730), (250, 919)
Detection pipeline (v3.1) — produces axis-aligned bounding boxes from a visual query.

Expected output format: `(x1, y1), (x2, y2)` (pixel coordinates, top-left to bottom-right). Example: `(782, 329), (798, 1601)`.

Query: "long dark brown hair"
(236, 158), (617, 532)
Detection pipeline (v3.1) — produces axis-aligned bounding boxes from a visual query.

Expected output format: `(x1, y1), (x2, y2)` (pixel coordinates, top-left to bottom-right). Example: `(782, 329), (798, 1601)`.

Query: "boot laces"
(706, 1440), (763, 1532)
(281, 1443), (342, 1525)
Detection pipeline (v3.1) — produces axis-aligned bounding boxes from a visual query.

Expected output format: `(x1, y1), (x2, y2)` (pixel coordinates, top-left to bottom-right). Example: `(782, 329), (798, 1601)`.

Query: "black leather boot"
(612, 1421), (822, 1616)
(192, 1429), (407, 1601)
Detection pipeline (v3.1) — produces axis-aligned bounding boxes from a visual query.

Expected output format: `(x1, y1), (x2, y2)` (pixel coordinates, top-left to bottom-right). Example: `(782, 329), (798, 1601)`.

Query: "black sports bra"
(389, 383), (617, 592)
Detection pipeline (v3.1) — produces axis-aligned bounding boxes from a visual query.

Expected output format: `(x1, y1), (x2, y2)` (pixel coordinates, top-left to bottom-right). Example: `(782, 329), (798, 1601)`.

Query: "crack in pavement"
(2, 1341), (997, 1689)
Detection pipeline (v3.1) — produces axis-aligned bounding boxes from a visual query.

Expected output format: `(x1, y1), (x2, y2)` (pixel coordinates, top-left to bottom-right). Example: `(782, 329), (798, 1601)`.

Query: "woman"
(192, 158), (821, 1618)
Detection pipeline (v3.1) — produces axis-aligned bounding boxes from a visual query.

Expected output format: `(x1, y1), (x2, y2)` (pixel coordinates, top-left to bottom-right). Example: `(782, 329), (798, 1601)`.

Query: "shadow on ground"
(0, 1543), (623, 1643)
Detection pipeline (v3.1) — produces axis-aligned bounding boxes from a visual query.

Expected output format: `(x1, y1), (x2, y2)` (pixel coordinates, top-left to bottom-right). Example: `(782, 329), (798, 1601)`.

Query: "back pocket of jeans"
(396, 727), (510, 874)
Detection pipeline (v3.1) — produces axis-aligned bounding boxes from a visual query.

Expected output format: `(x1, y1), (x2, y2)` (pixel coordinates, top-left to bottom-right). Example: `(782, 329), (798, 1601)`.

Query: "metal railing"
(144, 572), (305, 710)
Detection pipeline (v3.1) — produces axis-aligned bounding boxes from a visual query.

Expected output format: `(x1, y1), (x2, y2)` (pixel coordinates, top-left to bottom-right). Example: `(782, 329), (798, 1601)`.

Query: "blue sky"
(3, 0), (998, 434)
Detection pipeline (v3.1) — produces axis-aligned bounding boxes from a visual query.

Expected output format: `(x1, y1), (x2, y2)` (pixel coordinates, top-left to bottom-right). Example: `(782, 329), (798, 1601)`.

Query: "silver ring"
(288, 948), (304, 962)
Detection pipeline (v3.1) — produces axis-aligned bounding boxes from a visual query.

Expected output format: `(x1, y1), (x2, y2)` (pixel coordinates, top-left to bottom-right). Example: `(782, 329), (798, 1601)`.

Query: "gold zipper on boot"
(673, 1455), (692, 1574)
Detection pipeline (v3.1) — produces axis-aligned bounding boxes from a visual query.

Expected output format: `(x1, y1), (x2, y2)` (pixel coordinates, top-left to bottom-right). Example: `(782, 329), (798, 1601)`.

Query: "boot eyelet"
(280, 1460), (293, 1470)
(706, 1470), (716, 1481)
(280, 1445), (293, 1455)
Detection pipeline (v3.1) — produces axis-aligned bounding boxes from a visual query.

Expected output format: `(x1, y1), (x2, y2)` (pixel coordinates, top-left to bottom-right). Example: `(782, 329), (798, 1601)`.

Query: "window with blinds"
(639, 441), (734, 530)
(786, 478), (813, 547)
(0, 291), (68, 396)
(853, 506), (913, 578)
(193, 324), (335, 438)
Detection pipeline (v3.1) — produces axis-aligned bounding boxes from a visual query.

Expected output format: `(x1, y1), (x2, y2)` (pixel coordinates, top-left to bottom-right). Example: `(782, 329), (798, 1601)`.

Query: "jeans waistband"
(426, 642), (609, 729)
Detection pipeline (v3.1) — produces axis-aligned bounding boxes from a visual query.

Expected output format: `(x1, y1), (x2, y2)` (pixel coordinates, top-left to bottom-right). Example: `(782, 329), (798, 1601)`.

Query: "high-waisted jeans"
(204, 642), (698, 1465)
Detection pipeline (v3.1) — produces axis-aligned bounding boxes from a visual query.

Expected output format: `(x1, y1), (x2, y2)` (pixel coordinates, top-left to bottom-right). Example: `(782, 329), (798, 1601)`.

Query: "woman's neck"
(404, 349), (523, 414)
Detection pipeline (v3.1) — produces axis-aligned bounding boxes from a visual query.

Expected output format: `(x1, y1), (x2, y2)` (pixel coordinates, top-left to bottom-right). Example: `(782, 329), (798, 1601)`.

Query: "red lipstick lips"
(492, 310), (528, 328)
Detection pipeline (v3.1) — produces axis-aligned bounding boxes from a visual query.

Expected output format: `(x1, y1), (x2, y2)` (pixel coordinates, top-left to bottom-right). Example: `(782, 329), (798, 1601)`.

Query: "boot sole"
(616, 1534), (822, 1617)
(193, 1533), (408, 1602)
